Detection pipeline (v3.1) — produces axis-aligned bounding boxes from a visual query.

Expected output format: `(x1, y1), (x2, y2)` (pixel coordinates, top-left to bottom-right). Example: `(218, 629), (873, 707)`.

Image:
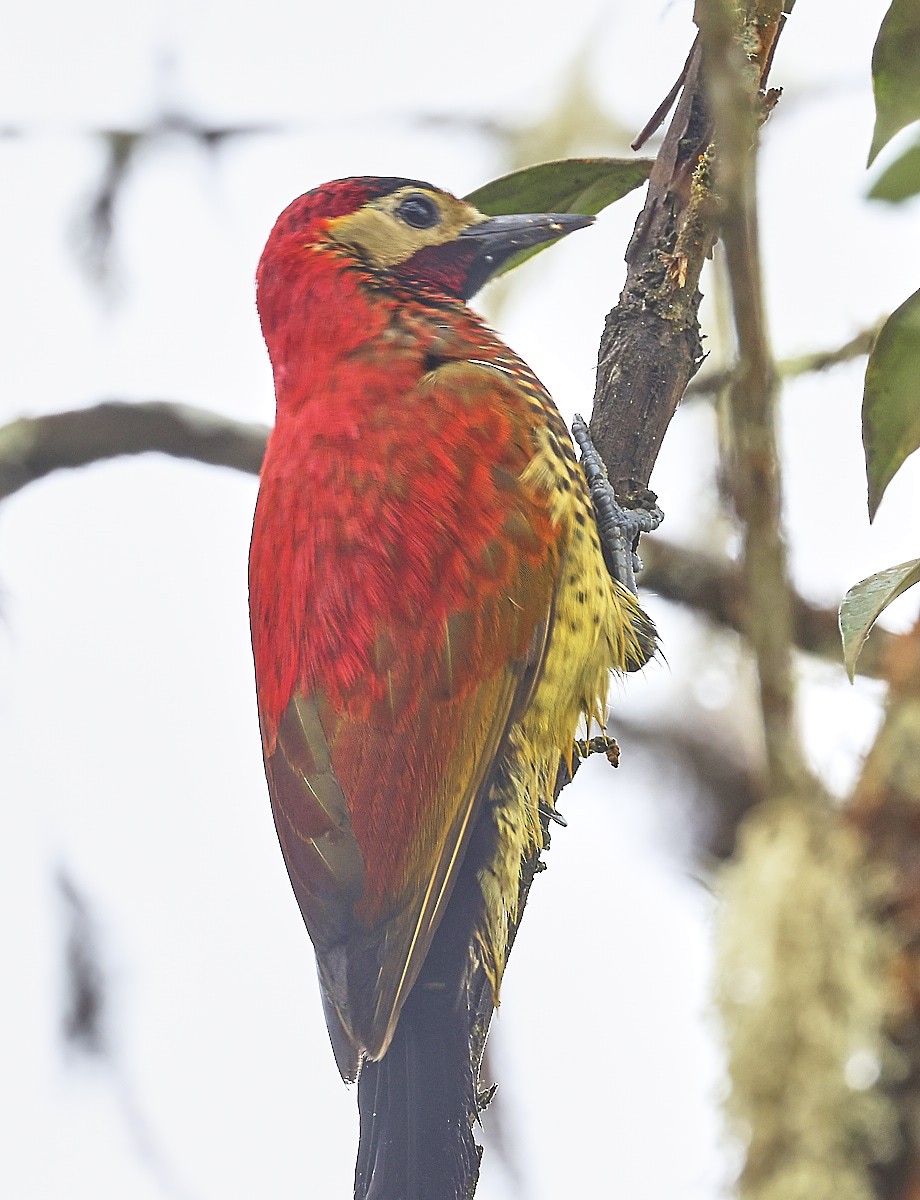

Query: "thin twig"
(684, 322), (882, 402)
(631, 32), (700, 150)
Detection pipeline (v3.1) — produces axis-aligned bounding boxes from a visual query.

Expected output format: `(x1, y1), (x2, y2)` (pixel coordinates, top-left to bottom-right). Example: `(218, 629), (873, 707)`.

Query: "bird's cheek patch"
(327, 208), (443, 269)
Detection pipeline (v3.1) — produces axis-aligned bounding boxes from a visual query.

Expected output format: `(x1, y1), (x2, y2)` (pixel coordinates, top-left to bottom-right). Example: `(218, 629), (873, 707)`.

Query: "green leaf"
(863, 287), (920, 518)
(868, 134), (920, 202)
(840, 559), (920, 680)
(466, 157), (653, 216)
(465, 157), (653, 276)
(868, 0), (920, 166)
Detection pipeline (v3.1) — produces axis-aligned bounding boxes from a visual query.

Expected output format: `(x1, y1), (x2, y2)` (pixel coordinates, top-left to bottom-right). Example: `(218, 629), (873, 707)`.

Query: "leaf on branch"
(465, 157), (653, 276)
(862, 286), (920, 518)
(840, 558), (920, 681)
(868, 0), (920, 166)
(868, 133), (920, 202)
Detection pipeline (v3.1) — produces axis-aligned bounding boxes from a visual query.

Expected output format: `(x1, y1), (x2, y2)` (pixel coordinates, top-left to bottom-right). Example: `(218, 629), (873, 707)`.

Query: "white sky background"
(1, 1), (917, 1197)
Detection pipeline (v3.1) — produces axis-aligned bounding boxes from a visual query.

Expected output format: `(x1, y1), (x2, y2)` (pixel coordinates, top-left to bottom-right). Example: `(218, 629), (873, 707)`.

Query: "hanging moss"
(717, 799), (899, 1200)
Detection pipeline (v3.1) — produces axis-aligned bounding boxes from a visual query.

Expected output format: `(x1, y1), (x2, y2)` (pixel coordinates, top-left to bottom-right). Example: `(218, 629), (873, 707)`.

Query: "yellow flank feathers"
(474, 411), (654, 995)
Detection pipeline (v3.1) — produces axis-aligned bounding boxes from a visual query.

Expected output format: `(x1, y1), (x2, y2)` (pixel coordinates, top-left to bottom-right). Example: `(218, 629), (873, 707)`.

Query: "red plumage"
(248, 176), (633, 1199)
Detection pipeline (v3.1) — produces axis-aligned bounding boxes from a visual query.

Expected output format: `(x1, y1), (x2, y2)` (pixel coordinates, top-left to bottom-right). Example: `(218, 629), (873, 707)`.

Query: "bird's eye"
(396, 194), (440, 230)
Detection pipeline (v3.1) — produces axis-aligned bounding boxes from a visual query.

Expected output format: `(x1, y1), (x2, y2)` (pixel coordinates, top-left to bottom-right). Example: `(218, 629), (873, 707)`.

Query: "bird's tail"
(354, 860), (487, 1200)
(354, 980), (480, 1199)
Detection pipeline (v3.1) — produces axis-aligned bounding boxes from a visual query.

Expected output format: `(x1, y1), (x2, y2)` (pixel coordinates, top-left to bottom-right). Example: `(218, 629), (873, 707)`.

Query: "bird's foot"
(556, 733), (621, 793)
(571, 413), (664, 595)
(574, 733), (620, 770)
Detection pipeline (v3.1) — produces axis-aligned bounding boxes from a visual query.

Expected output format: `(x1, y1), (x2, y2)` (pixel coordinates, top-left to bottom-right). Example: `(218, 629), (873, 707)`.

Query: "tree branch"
(0, 402), (268, 500)
(590, 35), (714, 496)
(473, 18), (775, 1170)
(698, 9), (898, 1200)
(640, 536), (898, 680)
(697, 0), (805, 793)
(684, 322), (883, 402)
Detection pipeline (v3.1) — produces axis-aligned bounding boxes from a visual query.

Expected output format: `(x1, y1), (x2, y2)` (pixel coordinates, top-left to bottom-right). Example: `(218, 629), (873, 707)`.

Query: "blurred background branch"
(1, 402), (897, 683)
(0, 401), (268, 500)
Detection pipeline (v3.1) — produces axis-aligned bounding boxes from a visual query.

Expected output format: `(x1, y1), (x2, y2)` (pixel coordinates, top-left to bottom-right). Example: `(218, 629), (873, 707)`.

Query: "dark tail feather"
(354, 872), (486, 1200)
(354, 980), (480, 1199)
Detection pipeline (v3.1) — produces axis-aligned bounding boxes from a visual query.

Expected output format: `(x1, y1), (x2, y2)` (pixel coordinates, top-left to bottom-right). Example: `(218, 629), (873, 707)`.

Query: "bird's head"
(257, 175), (592, 305)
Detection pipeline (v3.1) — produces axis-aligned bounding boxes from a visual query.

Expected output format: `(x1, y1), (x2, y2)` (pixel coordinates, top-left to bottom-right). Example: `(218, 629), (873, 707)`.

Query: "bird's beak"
(459, 211), (594, 255)
(456, 212), (594, 297)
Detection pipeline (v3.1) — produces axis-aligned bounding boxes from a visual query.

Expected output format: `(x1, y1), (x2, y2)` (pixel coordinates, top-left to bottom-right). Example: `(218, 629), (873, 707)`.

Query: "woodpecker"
(249, 176), (656, 1199)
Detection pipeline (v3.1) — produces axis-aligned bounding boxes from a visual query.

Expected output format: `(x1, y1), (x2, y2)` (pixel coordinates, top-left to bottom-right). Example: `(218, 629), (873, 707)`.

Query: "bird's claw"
(571, 413), (664, 595)
(557, 733), (621, 792)
(538, 800), (568, 827)
(574, 733), (620, 769)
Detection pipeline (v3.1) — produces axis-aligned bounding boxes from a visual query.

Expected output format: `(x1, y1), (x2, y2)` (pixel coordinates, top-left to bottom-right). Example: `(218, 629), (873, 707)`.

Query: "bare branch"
(57, 868), (108, 1058)
(590, 35), (713, 495)
(641, 537), (898, 680)
(0, 402), (268, 501)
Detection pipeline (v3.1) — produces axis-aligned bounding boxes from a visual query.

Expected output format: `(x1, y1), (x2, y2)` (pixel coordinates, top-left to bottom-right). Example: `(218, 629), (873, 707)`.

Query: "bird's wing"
(263, 361), (564, 1070)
